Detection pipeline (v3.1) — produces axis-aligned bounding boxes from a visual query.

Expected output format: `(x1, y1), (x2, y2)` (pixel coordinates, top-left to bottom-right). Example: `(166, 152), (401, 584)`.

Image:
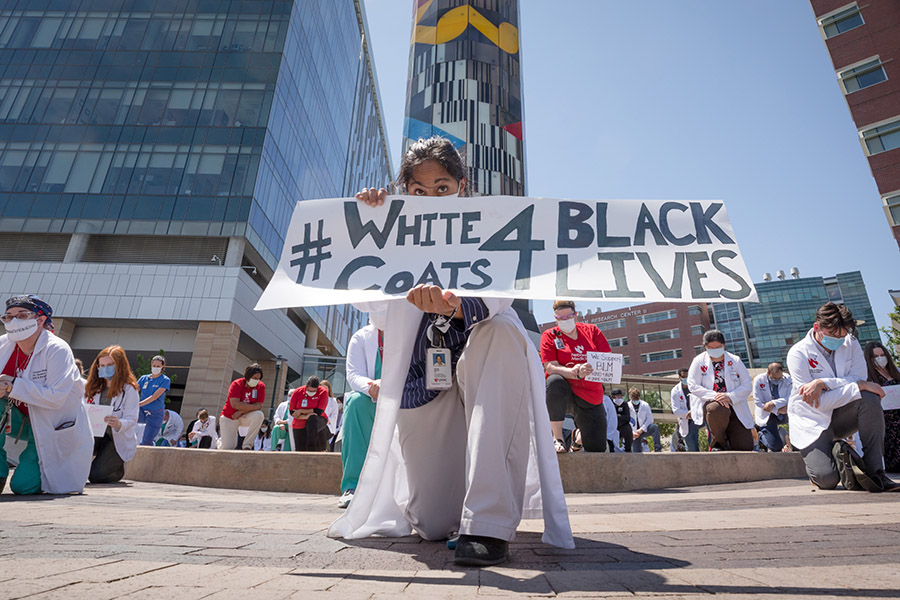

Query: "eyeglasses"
(0, 311), (36, 323)
(554, 314), (576, 321)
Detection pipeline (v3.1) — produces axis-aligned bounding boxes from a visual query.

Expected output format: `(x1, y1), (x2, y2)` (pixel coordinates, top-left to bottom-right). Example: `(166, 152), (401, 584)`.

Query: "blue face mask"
(98, 365), (116, 379)
(681, 378), (688, 385)
(821, 335), (844, 352)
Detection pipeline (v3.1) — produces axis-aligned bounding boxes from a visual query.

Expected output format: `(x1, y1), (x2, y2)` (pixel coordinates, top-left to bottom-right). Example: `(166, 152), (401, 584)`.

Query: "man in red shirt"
(289, 376), (329, 451)
(220, 363), (266, 450)
(540, 300), (611, 453)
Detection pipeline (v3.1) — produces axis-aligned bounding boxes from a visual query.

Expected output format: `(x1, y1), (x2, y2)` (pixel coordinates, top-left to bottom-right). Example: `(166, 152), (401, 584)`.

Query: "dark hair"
(677, 368), (689, 377)
(767, 362), (783, 376)
(306, 376), (320, 389)
(864, 341), (900, 383)
(816, 302), (856, 335)
(552, 300), (576, 312)
(396, 137), (468, 194)
(152, 355), (165, 365)
(257, 419), (271, 440)
(198, 409), (209, 420)
(703, 330), (725, 346)
(244, 363), (263, 380)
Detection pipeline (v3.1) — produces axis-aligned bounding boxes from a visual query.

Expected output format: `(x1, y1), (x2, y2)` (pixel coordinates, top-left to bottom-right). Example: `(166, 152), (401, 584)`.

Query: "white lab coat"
(671, 383), (692, 437)
(752, 373), (792, 428)
(0, 329), (92, 494)
(158, 410), (184, 445)
(328, 299), (574, 549)
(631, 400), (654, 432)
(687, 350), (754, 429)
(325, 395), (339, 435)
(787, 329), (865, 450)
(190, 416), (218, 446)
(602, 394), (618, 448)
(87, 384), (139, 462)
(347, 324), (380, 394)
(254, 435), (272, 451)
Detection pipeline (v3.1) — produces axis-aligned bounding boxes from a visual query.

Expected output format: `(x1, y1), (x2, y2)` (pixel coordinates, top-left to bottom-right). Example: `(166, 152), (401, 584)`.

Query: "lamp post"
(269, 355), (285, 420)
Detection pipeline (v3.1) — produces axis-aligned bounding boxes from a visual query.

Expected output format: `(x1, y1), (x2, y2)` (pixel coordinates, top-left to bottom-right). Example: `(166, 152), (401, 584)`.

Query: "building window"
(638, 329), (680, 344)
(641, 349), (683, 363)
(636, 309), (677, 325)
(687, 305), (702, 316)
(691, 325), (704, 336)
(694, 345), (705, 355)
(820, 4), (864, 39)
(838, 58), (887, 93)
(645, 370), (677, 377)
(885, 193), (900, 226)
(623, 355), (630, 366)
(608, 336), (628, 348)
(861, 118), (900, 156)
(595, 318), (626, 332)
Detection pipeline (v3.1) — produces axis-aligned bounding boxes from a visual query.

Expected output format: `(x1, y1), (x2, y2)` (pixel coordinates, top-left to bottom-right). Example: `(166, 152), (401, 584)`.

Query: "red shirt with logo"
(2, 349), (29, 417)
(221, 377), (265, 420)
(289, 385), (329, 429)
(540, 322), (611, 405)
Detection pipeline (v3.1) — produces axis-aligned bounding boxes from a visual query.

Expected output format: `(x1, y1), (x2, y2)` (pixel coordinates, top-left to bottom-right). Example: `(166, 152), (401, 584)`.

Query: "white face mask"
(557, 318), (577, 334)
(247, 378), (260, 388)
(307, 389), (317, 397)
(612, 396), (624, 406)
(4, 317), (39, 342)
(707, 347), (725, 359)
(875, 356), (889, 368)
(151, 367), (163, 376)
(369, 308), (388, 330)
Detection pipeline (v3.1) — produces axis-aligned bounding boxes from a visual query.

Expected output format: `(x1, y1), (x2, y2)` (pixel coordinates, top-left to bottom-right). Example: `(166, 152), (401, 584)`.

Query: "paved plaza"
(2, 477), (899, 599)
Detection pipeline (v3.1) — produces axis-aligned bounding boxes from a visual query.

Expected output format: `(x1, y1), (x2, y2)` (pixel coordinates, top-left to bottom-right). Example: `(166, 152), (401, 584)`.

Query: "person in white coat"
(0, 295), (92, 495)
(628, 388), (661, 452)
(84, 345), (140, 483)
(271, 398), (292, 451)
(671, 368), (700, 451)
(157, 409), (183, 446)
(753, 362), (791, 452)
(603, 394), (620, 452)
(687, 330), (754, 451)
(329, 138), (573, 567)
(786, 302), (897, 491)
(188, 409), (217, 449)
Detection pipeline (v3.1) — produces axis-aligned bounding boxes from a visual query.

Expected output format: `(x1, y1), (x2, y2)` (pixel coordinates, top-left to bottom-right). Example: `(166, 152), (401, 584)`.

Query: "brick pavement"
(1, 477), (899, 599)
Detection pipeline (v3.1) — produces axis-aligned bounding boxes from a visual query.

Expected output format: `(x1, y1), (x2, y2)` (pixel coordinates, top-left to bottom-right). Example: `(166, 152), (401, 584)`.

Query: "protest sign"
(256, 196), (757, 310)
(584, 352), (623, 384)
(86, 404), (112, 438)
(882, 386), (900, 411)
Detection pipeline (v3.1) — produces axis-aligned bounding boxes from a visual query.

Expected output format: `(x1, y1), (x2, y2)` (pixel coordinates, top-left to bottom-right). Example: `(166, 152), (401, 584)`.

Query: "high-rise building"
(403, 0), (525, 196)
(712, 270), (880, 368)
(809, 1), (900, 251)
(0, 0), (392, 418)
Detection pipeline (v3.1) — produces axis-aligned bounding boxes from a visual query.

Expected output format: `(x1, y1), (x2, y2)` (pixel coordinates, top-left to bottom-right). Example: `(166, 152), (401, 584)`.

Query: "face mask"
(261, 427), (268, 433)
(821, 335), (843, 352)
(707, 347), (725, 359)
(612, 396), (624, 406)
(4, 317), (38, 342)
(875, 356), (889, 368)
(247, 378), (259, 388)
(307, 389), (317, 396)
(98, 365), (116, 379)
(557, 318), (576, 334)
(631, 399), (641, 406)
(681, 378), (688, 385)
(151, 367), (163, 376)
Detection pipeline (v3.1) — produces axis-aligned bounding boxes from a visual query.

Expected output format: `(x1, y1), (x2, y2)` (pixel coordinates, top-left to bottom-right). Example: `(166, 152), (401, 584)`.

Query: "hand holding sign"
(584, 352), (623, 384)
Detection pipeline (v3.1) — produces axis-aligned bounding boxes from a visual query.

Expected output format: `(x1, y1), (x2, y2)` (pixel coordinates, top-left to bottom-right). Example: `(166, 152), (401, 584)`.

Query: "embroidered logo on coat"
(760, 383), (766, 388)
(700, 366), (707, 373)
(808, 358), (818, 369)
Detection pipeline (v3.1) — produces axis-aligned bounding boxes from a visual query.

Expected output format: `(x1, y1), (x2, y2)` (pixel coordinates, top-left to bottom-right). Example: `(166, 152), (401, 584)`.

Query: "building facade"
(0, 0), (392, 418)
(403, 0), (525, 196)
(539, 302), (712, 377)
(809, 0), (900, 251)
(712, 271), (880, 369)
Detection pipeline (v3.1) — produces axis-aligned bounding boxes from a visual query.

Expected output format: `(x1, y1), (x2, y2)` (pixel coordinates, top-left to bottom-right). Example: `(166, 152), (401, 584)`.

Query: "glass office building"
(712, 271), (880, 369)
(0, 0), (392, 417)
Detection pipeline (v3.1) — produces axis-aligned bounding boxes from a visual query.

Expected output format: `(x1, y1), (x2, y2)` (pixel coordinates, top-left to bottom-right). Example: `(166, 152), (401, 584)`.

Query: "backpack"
(831, 440), (884, 492)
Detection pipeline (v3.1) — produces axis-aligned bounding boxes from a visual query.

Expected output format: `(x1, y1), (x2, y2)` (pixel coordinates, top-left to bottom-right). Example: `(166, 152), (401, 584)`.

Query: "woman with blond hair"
(84, 345), (140, 483)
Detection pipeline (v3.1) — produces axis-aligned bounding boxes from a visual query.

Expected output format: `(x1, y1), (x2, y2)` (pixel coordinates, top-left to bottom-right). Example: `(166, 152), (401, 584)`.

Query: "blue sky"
(362, 0), (898, 330)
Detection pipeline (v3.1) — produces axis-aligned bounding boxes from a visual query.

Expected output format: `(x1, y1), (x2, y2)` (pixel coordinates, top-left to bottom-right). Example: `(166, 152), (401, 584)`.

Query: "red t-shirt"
(289, 385), (329, 430)
(221, 377), (265, 420)
(540, 322), (611, 405)
(2, 349), (29, 417)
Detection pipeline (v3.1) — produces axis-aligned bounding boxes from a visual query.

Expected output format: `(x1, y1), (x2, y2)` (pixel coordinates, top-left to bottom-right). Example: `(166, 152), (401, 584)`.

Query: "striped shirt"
(400, 298), (489, 409)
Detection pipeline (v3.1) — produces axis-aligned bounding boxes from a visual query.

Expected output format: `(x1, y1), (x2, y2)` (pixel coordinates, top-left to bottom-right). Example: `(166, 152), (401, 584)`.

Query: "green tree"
(879, 307), (900, 364)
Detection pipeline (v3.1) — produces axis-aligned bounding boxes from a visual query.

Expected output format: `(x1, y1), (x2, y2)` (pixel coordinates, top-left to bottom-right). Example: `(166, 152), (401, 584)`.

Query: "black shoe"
(453, 534), (508, 567)
(881, 476), (900, 493)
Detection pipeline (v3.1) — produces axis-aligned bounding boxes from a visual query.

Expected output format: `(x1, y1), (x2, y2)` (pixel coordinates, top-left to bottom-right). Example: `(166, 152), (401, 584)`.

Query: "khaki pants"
(396, 314), (531, 542)
(219, 410), (264, 450)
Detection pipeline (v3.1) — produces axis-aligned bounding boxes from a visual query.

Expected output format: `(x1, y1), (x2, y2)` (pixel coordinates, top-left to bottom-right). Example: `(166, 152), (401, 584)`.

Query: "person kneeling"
(85, 346), (139, 483)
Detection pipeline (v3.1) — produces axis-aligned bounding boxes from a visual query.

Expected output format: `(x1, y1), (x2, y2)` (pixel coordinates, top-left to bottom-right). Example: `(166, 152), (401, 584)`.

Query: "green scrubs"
(0, 401), (42, 495)
(340, 348), (381, 493)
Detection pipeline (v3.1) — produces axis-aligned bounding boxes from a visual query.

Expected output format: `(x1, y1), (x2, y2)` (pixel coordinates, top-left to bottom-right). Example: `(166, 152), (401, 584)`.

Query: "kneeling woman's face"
(407, 159), (466, 197)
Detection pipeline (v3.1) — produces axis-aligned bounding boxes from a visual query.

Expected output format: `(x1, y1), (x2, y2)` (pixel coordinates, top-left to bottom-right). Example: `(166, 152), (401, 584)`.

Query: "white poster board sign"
(256, 196), (757, 310)
(882, 385), (900, 411)
(584, 352), (623, 384)
(86, 404), (112, 437)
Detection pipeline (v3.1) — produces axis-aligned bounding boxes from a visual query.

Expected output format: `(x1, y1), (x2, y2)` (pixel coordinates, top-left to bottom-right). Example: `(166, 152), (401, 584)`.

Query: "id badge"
(426, 348), (452, 390)
(554, 337), (565, 350)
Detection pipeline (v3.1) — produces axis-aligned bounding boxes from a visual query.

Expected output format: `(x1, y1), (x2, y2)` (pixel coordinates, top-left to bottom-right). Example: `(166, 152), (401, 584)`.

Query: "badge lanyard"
(425, 316), (453, 391)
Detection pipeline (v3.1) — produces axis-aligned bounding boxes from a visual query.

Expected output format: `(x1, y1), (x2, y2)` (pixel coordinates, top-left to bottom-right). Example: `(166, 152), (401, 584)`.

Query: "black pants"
(195, 436), (212, 449)
(90, 431), (125, 484)
(292, 417), (329, 452)
(612, 420), (633, 452)
(546, 374), (607, 452)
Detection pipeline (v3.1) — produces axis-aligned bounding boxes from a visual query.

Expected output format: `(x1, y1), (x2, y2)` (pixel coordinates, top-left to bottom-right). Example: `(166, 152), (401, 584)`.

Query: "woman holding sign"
(84, 346), (140, 483)
(329, 137), (574, 566)
(541, 300), (611, 453)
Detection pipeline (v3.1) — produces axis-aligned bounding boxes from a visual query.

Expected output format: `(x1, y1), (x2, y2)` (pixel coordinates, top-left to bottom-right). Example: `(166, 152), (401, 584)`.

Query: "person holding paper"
(787, 303), (897, 491)
(84, 345), (140, 483)
(864, 341), (900, 472)
(331, 137), (574, 567)
(188, 408), (217, 448)
(0, 295), (92, 495)
(541, 300), (611, 453)
(752, 363), (791, 452)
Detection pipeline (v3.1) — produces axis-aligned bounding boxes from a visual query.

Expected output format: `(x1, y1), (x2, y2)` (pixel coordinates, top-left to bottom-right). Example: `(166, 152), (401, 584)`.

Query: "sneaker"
(554, 438), (566, 453)
(338, 489), (354, 508)
(570, 429), (583, 452)
(453, 534), (508, 567)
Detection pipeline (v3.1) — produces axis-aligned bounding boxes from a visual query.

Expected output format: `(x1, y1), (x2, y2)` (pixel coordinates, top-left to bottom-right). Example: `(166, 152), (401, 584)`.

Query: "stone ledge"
(125, 446), (807, 495)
